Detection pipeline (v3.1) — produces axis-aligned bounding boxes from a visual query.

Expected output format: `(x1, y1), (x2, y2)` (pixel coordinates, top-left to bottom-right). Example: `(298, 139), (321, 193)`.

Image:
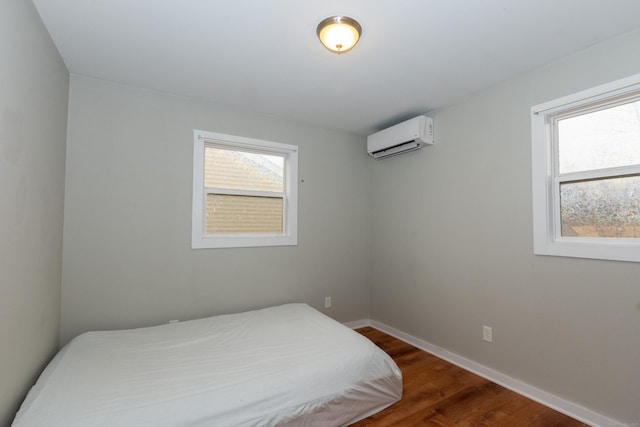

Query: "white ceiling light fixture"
(316, 16), (362, 54)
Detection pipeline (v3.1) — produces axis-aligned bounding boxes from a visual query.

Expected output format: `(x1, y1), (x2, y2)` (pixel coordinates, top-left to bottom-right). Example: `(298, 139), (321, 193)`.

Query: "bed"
(13, 303), (402, 426)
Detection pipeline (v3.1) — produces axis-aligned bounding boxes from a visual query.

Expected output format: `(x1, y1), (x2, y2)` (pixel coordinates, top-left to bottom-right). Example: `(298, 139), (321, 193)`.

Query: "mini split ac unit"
(367, 115), (433, 159)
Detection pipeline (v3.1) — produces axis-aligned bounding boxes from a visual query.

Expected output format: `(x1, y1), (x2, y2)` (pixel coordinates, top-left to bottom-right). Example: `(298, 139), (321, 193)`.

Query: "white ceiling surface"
(32, 0), (640, 135)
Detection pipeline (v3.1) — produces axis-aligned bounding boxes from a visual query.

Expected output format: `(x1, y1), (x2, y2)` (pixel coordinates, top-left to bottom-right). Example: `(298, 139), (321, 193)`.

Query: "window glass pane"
(560, 175), (640, 238)
(204, 146), (284, 192)
(206, 194), (283, 234)
(558, 99), (640, 174)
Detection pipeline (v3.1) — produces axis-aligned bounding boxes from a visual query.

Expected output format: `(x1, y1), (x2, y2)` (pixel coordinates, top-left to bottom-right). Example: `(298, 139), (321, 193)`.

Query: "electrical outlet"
(325, 297), (332, 309)
(483, 325), (493, 343)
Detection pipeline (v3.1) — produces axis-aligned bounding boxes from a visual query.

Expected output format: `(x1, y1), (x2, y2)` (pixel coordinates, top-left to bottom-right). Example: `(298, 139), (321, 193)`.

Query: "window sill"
(192, 234), (297, 249)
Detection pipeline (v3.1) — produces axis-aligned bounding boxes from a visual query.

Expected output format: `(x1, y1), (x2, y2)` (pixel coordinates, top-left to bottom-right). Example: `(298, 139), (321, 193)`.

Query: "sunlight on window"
(556, 99), (640, 238)
(532, 74), (640, 261)
(558, 100), (640, 174)
(560, 176), (640, 238)
(204, 146), (284, 192)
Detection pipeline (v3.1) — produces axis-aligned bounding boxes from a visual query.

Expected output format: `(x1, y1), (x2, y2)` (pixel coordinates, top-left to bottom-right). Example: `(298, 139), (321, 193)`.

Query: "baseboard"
(345, 319), (627, 427)
(343, 319), (370, 329)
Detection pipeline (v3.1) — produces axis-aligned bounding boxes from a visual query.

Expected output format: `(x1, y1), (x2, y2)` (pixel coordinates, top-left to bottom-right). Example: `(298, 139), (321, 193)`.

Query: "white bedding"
(13, 303), (402, 426)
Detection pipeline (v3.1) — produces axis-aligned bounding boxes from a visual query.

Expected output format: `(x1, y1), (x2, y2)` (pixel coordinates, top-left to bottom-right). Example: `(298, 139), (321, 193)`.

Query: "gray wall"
(371, 30), (640, 424)
(60, 75), (371, 345)
(0, 0), (68, 425)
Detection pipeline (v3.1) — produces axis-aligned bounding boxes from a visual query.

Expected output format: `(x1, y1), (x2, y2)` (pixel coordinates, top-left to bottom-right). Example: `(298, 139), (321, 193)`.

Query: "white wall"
(60, 75), (371, 345)
(0, 0), (68, 425)
(370, 29), (640, 424)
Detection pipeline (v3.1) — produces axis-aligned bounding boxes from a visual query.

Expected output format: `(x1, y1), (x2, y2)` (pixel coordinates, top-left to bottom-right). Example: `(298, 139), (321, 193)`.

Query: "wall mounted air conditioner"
(367, 115), (433, 159)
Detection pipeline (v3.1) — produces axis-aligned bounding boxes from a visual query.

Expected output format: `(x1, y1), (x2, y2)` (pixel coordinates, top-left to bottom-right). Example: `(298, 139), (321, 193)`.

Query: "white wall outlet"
(483, 325), (493, 343)
(324, 297), (332, 309)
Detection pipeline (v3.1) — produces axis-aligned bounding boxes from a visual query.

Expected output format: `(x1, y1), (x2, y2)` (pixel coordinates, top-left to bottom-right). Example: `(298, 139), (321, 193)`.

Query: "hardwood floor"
(353, 327), (589, 427)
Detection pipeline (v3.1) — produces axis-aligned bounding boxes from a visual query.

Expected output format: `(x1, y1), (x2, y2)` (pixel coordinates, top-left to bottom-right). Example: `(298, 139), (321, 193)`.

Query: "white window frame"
(192, 130), (298, 249)
(531, 73), (640, 263)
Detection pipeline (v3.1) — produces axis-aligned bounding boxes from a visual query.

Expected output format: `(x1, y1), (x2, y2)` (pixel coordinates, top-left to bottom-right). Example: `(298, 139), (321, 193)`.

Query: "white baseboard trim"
(345, 318), (627, 427)
(343, 319), (370, 329)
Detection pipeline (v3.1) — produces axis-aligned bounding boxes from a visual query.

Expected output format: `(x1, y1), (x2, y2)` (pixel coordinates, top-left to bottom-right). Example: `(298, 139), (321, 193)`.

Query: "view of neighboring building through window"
(192, 130), (298, 249)
(205, 146), (285, 234)
(531, 73), (640, 262)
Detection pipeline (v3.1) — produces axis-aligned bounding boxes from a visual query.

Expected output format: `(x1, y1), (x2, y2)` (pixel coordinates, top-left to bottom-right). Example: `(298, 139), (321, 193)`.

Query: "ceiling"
(32, 0), (640, 135)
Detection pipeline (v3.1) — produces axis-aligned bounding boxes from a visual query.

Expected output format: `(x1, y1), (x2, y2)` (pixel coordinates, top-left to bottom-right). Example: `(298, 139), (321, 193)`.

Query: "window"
(531, 73), (640, 262)
(192, 130), (298, 249)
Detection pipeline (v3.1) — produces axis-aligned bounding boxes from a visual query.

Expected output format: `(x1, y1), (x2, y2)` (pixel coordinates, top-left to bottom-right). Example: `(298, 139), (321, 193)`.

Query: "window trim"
(192, 130), (298, 249)
(531, 73), (640, 263)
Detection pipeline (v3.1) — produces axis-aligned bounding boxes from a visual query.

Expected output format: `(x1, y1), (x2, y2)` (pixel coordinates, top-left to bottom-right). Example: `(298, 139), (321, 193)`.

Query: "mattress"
(13, 303), (402, 426)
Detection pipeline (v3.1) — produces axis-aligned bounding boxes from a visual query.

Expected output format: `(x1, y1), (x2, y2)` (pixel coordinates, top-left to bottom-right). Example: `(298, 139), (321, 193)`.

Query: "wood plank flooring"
(353, 327), (589, 427)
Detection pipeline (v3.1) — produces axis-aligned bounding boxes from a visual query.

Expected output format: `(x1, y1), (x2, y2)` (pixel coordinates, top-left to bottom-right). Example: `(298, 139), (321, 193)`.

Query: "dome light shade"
(317, 16), (362, 54)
